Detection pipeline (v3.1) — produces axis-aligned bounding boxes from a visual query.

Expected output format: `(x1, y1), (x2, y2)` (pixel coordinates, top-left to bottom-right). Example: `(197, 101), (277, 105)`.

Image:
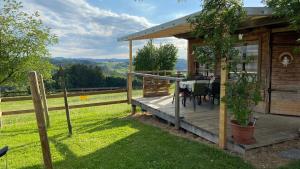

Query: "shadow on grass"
(21, 115), (253, 169)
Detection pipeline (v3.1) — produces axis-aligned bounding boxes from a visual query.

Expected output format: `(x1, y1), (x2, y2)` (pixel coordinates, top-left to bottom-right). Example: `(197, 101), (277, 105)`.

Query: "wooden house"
(118, 7), (300, 153)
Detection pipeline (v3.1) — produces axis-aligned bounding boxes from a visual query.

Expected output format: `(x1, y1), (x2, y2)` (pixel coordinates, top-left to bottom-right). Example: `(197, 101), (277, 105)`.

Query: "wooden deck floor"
(132, 95), (300, 153)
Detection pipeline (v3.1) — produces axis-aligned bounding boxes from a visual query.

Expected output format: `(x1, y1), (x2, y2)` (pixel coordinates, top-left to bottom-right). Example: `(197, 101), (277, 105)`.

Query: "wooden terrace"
(132, 95), (300, 154)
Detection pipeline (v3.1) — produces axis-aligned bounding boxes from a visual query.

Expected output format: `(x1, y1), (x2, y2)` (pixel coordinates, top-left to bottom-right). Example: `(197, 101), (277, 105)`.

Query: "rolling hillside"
(51, 57), (187, 77)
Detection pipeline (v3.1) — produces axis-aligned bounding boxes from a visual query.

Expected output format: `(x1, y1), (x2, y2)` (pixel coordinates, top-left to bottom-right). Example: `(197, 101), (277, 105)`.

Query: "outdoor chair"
(0, 146), (9, 169)
(209, 81), (220, 105)
(192, 83), (209, 111)
(172, 87), (191, 107)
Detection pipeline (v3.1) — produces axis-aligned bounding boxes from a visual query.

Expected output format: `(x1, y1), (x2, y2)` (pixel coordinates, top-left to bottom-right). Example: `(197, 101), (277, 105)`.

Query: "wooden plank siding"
(270, 32), (300, 116)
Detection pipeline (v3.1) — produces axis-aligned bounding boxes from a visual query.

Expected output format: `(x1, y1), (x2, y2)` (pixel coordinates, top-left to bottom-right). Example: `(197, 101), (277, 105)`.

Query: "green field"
(0, 102), (257, 169)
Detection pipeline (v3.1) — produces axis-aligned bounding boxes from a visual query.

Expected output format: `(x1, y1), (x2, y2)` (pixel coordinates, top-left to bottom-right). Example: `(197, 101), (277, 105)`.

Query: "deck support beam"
(131, 104), (136, 115)
(128, 40), (133, 104)
(174, 80), (180, 129)
(219, 58), (228, 149)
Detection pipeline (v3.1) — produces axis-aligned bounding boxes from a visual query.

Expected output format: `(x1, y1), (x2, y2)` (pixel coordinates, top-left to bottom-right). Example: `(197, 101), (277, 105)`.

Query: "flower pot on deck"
(231, 120), (255, 145)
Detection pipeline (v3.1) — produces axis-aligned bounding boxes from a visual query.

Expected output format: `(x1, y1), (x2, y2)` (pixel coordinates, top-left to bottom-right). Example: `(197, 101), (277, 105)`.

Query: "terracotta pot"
(231, 120), (256, 145)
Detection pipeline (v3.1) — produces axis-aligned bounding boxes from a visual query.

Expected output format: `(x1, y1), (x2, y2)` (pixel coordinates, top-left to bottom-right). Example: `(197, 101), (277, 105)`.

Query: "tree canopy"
(133, 40), (178, 71)
(0, 0), (58, 87)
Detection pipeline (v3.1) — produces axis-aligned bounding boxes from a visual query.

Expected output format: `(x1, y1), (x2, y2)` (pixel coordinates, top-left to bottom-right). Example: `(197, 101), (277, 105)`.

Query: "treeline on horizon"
(45, 63), (142, 92)
(2, 63), (142, 97)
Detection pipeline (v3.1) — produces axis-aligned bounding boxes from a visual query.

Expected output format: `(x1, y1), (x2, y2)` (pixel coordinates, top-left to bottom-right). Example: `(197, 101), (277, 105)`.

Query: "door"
(270, 33), (300, 116)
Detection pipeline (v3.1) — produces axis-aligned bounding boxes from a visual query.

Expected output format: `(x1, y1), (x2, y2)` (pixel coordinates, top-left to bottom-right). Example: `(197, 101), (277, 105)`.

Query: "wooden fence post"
(28, 71), (53, 169)
(174, 80), (180, 129)
(128, 40), (133, 104)
(60, 67), (72, 135)
(219, 58), (228, 149)
(63, 86), (72, 135)
(38, 74), (50, 128)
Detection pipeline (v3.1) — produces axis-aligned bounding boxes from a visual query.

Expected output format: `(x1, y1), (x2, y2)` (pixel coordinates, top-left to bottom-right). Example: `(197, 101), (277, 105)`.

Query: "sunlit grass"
(0, 104), (256, 169)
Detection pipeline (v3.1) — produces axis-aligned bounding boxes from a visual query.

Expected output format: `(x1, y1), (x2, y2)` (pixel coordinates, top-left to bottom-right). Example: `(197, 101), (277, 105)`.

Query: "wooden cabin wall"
(269, 32), (300, 116)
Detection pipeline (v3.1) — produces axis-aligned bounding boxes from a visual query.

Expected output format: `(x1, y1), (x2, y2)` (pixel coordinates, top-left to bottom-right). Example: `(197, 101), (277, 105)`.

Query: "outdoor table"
(179, 80), (211, 92)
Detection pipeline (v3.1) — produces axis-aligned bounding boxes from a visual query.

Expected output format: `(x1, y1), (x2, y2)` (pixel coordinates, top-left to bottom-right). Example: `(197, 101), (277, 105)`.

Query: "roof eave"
(118, 7), (273, 41)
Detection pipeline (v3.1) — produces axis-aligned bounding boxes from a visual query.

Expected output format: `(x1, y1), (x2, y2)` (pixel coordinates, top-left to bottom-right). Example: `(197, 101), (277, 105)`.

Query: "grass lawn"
(0, 103), (256, 169)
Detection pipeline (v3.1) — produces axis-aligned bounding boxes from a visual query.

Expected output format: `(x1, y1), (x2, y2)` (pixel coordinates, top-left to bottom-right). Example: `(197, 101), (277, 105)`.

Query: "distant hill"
(175, 59), (187, 71)
(51, 57), (187, 76)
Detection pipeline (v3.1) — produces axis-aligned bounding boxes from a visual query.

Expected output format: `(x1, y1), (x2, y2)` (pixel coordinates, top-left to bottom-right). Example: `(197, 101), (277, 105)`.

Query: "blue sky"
(22, 0), (264, 59)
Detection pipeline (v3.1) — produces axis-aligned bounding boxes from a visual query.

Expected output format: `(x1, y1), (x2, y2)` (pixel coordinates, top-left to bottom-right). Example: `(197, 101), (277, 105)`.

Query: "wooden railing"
(1, 88), (128, 116)
(128, 72), (183, 129)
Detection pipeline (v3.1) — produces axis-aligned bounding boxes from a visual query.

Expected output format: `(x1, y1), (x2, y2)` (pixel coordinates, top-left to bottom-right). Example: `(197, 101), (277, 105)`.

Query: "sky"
(21, 0), (264, 59)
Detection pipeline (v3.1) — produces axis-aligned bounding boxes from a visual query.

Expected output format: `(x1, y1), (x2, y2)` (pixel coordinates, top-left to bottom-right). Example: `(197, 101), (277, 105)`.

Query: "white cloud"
(22, 0), (154, 58)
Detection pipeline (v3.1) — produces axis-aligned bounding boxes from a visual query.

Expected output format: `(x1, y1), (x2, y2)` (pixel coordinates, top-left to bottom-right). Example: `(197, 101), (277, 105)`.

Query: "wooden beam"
(272, 27), (295, 33)
(38, 74), (50, 128)
(265, 31), (272, 114)
(131, 72), (183, 81)
(28, 71), (53, 169)
(219, 58), (228, 149)
(2, 100), (128, 116)
(174, 80), (180, 129)
(60, 67), (72, 135)
(2, 89), (127, 102)
(131, 104), (136, 115)
(128, 40), (133, 104)
(63, 86), (72, 135)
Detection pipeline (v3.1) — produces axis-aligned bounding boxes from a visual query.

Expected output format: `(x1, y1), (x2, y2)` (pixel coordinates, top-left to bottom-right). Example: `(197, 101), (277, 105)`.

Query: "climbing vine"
(188, 0), (245, 75)
(188, 0), (262, 126)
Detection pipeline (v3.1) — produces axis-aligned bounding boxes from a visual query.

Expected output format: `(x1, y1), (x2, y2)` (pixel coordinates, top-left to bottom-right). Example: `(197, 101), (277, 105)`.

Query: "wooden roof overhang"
(117, 7), (286, 42)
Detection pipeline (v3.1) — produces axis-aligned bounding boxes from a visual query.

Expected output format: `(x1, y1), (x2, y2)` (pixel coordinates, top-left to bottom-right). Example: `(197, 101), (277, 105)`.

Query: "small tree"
(0, 0), (58, 87)
(134, 40), (178, 71)
(188, 0), (245, 76)
(188, 0), (262, 126)
(133, 40), (158, 71)
(157, 44), (178, 70)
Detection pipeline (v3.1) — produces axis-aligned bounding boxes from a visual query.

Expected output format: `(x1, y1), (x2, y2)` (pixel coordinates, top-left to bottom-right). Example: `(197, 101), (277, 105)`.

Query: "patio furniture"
(0, 146), (9, 169)
(192, 83), (210, 110)
(172, 79), (192, 107)
(178, 87), (191, 107)
(179, 80), (210, 106)
(209, 81), (220, 104)
(179, 80), (211, 93)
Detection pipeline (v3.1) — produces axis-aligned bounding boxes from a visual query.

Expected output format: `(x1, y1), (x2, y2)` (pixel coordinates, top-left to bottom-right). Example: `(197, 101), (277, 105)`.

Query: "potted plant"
(223, 70), (261, 144)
